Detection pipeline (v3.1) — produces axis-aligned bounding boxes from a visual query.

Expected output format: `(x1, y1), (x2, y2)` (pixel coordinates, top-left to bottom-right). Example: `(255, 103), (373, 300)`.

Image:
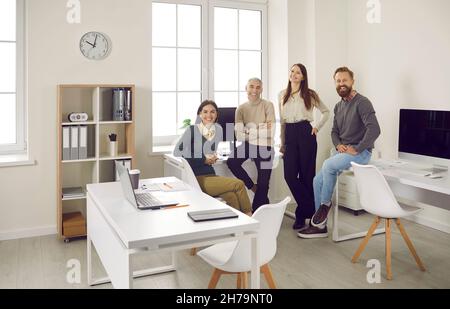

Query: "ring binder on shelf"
(79, 126), (88, 159)
(62, 126), (71, 161)
(70, 126), (79, 160)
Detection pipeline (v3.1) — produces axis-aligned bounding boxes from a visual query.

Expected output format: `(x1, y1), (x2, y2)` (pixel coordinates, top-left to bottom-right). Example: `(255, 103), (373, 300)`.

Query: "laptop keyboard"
(136, 193), (162, 207)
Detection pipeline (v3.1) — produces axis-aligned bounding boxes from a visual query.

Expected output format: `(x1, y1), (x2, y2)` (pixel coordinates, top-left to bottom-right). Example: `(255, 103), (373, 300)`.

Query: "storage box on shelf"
(57, 84), (135, 242)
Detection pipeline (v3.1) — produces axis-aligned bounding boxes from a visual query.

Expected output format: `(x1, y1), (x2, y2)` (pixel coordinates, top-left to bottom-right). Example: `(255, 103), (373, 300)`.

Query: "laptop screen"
(115, 162), (179, 209)
(115, 161), (139, 208)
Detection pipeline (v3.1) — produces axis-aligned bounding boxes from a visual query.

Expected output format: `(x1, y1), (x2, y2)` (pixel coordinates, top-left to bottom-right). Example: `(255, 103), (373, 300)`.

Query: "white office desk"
(86, 177), (260, 289)
(164, 151), (294, 209)
(332, 160), (450, 242)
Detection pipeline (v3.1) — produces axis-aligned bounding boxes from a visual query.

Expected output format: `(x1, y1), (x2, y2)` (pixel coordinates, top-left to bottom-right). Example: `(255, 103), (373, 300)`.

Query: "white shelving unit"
(57, 84), (136, 241)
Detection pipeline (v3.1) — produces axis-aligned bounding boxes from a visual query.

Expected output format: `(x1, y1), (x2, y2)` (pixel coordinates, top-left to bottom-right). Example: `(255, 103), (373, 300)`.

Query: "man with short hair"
(227, 78), (276, 211)
(298, 67), (381, 238)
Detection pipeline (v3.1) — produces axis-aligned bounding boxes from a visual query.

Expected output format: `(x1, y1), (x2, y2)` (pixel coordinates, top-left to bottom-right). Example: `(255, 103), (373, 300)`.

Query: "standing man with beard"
(298, 67), (381, 238)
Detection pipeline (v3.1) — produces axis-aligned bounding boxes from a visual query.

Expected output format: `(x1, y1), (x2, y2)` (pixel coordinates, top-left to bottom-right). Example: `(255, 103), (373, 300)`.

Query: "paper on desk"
(137, 183), (162, 192)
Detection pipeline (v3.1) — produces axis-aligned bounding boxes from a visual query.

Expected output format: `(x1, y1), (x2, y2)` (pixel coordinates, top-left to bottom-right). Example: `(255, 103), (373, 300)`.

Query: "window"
(213, 6), (263, 107)
(152, 0), (267, 148)
(0, 0), (26, 154)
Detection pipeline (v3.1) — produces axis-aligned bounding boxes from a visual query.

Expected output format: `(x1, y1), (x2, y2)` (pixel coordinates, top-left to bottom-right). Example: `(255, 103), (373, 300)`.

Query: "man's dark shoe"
(311, 204), (332, 227)
(292, 220), (306, 230)
(297, 225), (328, 239)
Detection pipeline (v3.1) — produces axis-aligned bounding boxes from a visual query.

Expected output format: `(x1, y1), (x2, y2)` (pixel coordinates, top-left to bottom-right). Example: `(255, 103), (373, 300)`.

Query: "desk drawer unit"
(337, 174), (358, 193)
(337, 174), (363, 212)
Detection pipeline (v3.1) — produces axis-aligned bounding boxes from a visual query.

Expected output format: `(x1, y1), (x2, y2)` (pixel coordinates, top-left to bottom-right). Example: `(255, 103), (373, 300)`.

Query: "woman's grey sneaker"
(297, 225), (328, 239)
(311, 204), (332, 227)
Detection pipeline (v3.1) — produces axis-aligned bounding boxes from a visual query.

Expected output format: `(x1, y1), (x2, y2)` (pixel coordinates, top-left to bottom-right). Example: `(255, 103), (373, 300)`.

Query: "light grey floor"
(1, 209), (450, 289)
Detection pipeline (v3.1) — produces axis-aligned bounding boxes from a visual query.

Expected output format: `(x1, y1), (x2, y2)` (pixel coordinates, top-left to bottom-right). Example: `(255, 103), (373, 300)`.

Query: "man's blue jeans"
(313, 149), (372, 211)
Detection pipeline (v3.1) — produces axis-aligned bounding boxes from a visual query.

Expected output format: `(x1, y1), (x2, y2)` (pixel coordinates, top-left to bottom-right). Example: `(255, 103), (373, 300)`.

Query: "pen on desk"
(163, 183), (173, 189)
(165, 204), (189, 210)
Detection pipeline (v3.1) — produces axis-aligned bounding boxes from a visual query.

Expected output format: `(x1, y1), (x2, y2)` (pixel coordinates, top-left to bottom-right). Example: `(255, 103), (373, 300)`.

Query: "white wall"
(284, 0), (348, 169)
(347, 0), (450, 231)
(267, 0), (288, 106)
(348, 0), (450, 159)
(0, 0), (162, 240)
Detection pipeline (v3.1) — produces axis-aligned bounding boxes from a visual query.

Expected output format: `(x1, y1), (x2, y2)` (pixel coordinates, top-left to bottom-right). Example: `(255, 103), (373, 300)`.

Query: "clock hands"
(84, 35), (98, 49)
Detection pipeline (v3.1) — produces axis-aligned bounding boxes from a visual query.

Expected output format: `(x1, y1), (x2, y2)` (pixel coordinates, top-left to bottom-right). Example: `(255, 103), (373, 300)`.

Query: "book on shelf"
(62, 187), (85, 198)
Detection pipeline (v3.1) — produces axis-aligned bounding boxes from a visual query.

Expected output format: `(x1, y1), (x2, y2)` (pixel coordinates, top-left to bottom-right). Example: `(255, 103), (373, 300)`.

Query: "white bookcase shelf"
(57, 84), (136, 242)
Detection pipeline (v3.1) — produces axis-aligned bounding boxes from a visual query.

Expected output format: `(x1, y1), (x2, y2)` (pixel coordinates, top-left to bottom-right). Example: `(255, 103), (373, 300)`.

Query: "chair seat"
(366, 203), (422, 219)
(197, 241), (238, 267)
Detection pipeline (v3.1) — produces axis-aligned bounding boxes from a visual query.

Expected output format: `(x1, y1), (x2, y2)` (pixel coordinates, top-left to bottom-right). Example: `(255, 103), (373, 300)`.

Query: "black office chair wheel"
(64, 238), (70, 243)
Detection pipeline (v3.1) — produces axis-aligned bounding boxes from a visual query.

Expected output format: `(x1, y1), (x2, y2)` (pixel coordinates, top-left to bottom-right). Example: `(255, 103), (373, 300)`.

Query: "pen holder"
(109, 141), (118, 157)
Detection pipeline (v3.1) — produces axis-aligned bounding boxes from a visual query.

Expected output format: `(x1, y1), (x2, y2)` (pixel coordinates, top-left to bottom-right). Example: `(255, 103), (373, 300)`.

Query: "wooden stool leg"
(237, 273), (242, 289)
(352, 217), (381, 263)
(395, 219), (426, 272)
(261, 264), (277, 289)
(208, 268), (223, 289)
(190, 248), (197, 256)
(386, 219), (392, 280)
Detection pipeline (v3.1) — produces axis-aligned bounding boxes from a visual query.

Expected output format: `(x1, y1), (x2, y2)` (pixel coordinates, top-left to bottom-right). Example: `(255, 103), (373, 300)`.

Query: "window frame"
(151, 0), (267, 150)
(209, 0), (268, 107)
(0, 0), (27, 155)
(152, 0), (207, 147)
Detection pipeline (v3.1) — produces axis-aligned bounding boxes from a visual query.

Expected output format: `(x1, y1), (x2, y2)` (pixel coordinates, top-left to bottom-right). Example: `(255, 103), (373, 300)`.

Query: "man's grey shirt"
(331, 93), (381, 153)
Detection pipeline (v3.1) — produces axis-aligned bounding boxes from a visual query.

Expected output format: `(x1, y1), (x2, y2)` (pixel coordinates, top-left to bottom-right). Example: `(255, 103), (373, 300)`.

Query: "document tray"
(188, 209), (238, 222)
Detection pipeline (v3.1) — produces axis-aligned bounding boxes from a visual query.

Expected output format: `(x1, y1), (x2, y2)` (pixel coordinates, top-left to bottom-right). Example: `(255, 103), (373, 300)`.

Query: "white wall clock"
(79, 32), (111, 60)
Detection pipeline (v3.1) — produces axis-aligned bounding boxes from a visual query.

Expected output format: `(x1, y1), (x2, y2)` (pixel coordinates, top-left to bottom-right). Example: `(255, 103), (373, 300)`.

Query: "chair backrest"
(351, 162), (405, 218)
(179, 157), (202, 191)
(225, 197), (290, 269)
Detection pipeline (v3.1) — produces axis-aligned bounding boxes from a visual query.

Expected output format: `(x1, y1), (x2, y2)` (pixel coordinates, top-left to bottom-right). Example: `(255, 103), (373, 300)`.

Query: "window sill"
(0, 154), (36, 168)
(149, 145), (175, 157)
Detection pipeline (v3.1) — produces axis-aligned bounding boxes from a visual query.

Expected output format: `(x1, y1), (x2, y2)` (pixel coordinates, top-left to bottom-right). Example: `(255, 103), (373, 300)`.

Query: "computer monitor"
(399, 109), (450, 169)
(217, 107), (237, 142)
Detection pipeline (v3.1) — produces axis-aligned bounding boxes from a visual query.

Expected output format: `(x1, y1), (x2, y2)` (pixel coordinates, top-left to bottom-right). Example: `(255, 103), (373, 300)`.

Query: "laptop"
(188, 208), (238, 222)
(116, 162), (179, 210)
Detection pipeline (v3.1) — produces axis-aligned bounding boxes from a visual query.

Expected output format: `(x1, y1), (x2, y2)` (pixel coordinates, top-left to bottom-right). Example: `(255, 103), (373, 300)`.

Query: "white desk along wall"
(86, 177), (260, 289)
(332, 159), (450, 242)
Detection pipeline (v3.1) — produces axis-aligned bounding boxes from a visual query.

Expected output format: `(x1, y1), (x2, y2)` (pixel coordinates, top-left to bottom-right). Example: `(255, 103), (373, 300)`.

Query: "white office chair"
(179, 157), (226, 203)
(180, 157), (226, 255)
(350, 162), (426, 280)
(197, 197), (290, 289)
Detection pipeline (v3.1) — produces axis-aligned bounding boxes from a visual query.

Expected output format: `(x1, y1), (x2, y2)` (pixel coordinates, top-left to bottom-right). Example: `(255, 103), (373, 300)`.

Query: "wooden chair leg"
(395, 219), (426, 272)
(386, 219), (392, 280)
(237, 273), (242, 289)
(208, 268), (223, 289)
(261, 264), (277, 289)
(190, 248), (197, 256)
(352, 217), (381, 263)
(242, 272), (248, 289)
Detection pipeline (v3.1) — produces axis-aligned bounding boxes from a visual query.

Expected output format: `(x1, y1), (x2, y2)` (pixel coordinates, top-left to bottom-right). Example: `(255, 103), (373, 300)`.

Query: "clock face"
(79, 32), (111, 60)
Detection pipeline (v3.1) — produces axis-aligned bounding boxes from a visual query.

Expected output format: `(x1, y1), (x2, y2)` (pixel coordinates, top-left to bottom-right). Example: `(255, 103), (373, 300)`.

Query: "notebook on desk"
(188, 209), (239, 222)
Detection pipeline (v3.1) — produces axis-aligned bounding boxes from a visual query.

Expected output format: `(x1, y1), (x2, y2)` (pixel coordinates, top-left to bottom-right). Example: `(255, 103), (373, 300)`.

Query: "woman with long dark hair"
(279, 64), (330, 230)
